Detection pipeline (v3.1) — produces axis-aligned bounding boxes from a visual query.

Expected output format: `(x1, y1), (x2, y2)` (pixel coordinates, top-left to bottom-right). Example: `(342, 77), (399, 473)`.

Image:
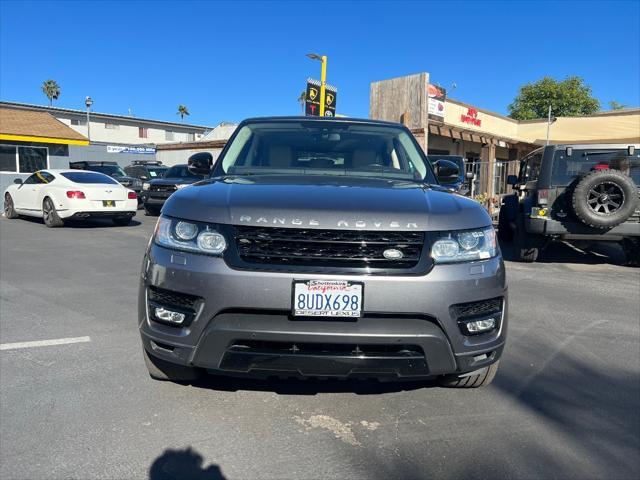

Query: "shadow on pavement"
(9, 214), (142, 228)
(189, 373), (434, 395)
(149, 447), (226, 480)
(499, 237), (627, 266)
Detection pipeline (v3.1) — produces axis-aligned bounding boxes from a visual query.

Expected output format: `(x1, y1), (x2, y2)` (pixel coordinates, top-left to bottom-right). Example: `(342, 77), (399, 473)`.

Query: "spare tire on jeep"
(571, 169), (638, 229)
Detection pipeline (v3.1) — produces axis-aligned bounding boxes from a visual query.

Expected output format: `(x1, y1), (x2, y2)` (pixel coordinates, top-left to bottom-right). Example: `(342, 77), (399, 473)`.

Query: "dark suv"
(124, 160), (168, 183)
(138, 117), (507, 388)
(498, 144), (640, 264)
(140, 164), (206, 216)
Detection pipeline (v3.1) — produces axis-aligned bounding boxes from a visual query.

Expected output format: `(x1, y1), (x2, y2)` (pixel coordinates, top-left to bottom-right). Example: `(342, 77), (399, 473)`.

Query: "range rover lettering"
(138, 117), (508, 388)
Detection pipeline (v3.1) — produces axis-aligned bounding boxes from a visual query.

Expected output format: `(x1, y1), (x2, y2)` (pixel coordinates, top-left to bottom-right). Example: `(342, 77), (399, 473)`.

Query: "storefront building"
(370, 72), (640, 209)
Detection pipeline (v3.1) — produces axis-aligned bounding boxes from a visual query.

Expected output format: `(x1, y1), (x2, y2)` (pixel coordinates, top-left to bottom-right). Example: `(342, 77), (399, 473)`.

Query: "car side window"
(520, 152), (542, 184)
(23, 173), (43, 184)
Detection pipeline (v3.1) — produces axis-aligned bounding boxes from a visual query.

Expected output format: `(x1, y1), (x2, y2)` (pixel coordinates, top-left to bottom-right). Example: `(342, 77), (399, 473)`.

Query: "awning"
(0, 107), (89, 146)
(424, 123), (534, 149)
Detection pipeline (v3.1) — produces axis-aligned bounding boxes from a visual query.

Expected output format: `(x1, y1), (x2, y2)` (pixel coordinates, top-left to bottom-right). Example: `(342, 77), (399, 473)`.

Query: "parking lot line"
(0, 336), (91, 351)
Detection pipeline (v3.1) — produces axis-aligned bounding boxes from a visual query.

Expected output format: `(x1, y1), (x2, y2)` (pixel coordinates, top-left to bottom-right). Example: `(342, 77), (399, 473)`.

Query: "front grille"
(150, 184), (177, 192)
(233, 226), (424, 269)
(451, 297), (503, 320)
(229, 340), (424, 358)
(148, 286), (200, 311)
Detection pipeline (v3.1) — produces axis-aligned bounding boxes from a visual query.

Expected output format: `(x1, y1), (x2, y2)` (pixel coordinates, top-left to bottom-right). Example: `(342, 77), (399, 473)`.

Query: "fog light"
(154, 307), (185, 325)
(464, 317), (496, 334)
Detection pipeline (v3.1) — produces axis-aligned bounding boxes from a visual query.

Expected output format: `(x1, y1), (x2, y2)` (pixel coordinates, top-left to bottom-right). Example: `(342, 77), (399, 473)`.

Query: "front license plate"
(103, 200), (115, 207)
(293, 280), (363, 318)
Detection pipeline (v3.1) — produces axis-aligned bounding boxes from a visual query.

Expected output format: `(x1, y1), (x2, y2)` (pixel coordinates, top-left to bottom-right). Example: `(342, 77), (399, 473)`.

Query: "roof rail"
(131, 160), (163, 166)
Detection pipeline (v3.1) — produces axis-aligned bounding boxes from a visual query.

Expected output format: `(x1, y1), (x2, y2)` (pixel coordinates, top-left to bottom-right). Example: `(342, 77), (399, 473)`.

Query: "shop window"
(186, 133), (195, 142)
(18, 147), (48, 173)
(105, 122), (120, 129)
(71, 118), (87, 126)
(0, 145), (17, 172)
(139, 127), (148, 138)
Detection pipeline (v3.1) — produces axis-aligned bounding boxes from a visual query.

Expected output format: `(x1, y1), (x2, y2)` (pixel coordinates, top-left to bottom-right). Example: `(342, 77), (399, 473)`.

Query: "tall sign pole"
(319, 55), (328, 117)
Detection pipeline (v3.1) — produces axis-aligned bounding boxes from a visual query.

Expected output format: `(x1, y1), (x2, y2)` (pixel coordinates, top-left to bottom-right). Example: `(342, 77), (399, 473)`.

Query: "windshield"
(147, 167), (167, 178)
(61, 171), (119, 184)
(216, 121), (436, 183)
(551, 148), (640, 185)
(85, 165), (127, 177)
(164, 165), (204, 179)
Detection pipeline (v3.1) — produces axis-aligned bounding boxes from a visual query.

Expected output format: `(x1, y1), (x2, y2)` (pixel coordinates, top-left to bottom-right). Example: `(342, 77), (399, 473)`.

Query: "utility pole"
(306, 53), (328, 116)
(546, 104), (552, 146)
(85, 97), (93, 142)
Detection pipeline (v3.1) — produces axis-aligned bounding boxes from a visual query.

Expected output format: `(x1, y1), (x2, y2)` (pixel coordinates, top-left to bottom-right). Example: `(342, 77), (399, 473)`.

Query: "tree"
(508, 76), (600, 120)
(41, 79), (60, 106)
(608, 100), (627, 110)
(297, 90), (306, 115)
(177, 105), (190, 121)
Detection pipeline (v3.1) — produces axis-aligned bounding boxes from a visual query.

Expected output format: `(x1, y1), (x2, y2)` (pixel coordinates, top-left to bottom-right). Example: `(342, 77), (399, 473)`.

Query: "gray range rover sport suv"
(139, 117), (507, 388)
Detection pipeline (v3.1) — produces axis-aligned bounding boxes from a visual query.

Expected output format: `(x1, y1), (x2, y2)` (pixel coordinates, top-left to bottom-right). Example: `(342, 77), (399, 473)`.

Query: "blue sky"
(1, 0), (638, 127)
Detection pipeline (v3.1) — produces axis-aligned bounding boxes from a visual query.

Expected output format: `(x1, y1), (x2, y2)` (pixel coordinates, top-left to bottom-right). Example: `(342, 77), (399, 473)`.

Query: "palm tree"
(177, 105), (190, 122)
(297, 91), (306, 115)
(42, 79), (60, 106)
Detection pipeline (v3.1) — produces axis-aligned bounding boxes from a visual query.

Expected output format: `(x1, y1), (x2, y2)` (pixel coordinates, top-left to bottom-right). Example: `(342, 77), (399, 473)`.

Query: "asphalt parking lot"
(1, 213), (638, 480)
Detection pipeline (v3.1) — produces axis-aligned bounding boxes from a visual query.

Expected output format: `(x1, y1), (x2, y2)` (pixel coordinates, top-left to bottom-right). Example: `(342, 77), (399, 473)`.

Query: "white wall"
(53, 113), (206, 145)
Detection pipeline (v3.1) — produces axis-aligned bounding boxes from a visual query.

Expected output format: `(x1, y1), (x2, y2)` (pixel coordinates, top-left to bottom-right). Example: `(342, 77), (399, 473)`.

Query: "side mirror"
(507, 174), (518, 186)
(140, 175), (148, 180)
(465, 171), (475, 180)
(188, 152), (213, 176)
(434, 160), (460, 184)
(13, 178), (23, 184)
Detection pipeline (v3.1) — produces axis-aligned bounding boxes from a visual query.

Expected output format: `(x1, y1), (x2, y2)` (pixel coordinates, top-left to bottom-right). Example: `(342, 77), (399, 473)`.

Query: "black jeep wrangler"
(498, 144), (640, 265)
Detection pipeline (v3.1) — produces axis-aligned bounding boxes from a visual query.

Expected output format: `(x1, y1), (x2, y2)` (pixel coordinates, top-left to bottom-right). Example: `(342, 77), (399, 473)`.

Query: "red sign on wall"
(461, 108), (481, 127)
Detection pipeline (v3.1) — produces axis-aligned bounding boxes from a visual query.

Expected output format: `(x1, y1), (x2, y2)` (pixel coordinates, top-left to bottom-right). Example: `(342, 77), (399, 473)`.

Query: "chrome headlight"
(154, 216), (226, 256)
(142, 182), (150, 191)
(431, 227), (497, 264)
(175, 183), (189, 190)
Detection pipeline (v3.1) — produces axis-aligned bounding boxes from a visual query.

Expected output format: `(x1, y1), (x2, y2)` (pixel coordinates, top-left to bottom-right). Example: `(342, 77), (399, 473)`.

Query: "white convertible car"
(3, 169), (138, 227)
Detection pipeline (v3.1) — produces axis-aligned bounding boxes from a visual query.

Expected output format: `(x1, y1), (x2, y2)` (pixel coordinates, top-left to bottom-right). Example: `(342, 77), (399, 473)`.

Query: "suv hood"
(163, 176), (491, 231)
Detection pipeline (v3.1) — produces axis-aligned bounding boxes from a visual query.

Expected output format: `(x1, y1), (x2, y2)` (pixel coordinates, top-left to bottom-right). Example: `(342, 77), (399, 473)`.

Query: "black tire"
(43, 198), (64, 228)
(142, 347), (202, 382)
(622, 237), (640, 267)
(572, 169), (638, 229)
(144, 205), (161, 216)
(113, 216), (132, 226)
(514, 215), (543, 262)
(498, 207), (514, 241)
(4, 193), (19, 219)
(439, 361), (500, 388)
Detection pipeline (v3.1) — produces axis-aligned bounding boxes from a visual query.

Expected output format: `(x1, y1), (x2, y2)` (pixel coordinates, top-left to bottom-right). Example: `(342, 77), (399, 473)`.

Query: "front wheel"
(514, 215), (544, 262)
(43, 198), (64, 228)
(144, 205), (161, 216)
(622, 237), (640, 267)
(4, 194), (19, 219)
(439, 361), (500, 388)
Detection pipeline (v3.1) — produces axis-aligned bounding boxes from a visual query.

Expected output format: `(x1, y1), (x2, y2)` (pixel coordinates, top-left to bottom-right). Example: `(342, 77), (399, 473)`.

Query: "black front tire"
(144, 205), (161, 216)
(514, 215), (543, 262)
(43, 198), (64, 228)
(439, 361), (500, 388)
(622, 237), (640, 267)
(113, 216), (132, 226)
(142, 347), (202, 382)
(498, 207), (514, 241)
(4, 194), (18, 219)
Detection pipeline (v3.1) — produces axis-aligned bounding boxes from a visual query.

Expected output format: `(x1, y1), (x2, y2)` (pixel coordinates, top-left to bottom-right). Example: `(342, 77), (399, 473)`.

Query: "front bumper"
(139, 244), (508, 379)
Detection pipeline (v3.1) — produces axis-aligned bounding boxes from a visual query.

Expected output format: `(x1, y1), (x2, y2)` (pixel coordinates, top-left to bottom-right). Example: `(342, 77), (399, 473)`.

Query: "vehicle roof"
(238, 116), (405, 128)
(547, 143), (640, 150)
(69, 160), (118, 165)
(43, 169), (112, 174)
